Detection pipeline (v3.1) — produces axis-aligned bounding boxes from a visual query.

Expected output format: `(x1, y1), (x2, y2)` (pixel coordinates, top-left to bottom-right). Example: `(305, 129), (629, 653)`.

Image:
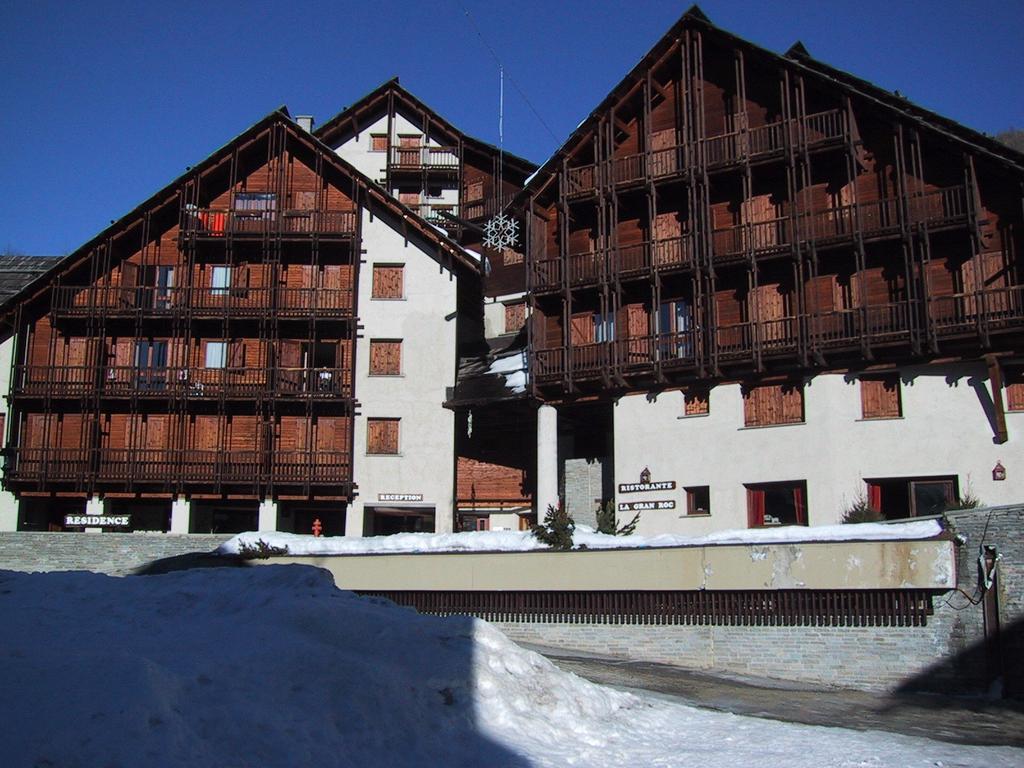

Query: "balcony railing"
(461, 195), (513, 221)
(711, 218), (792, 260)
(5, 448), (353, 487)
(181, 209), (356, 237)
(929, 286), (1024, 337)
(12, 365), (353, 400)
(613, 330), (701, 371)
(532, 236), (693, 291)
(802, 186), (968, 243)
(390, 146), (459, 170)
(51, 286), (354, 319)
(808, 301), (915, 348)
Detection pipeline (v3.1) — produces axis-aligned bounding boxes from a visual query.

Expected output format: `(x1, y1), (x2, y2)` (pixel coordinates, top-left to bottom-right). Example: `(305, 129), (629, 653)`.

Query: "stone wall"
(563, 457), (605, 528)
(0, 532), (231, 576)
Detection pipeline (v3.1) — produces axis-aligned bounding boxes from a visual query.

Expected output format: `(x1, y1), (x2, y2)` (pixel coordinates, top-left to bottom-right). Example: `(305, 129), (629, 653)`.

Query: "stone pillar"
(170, 496), (190, 534)
(84, 494), (106, 533)
(258, 498), (278, 531)
(536, 404), (559, 515)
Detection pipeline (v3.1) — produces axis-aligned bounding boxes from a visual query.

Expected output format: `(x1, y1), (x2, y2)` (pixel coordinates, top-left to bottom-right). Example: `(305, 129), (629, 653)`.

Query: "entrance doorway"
(363, 506), (435, 536)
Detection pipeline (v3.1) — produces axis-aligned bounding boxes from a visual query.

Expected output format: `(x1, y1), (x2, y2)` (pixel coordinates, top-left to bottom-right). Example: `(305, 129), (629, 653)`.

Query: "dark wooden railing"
(928, 285), (1024, 337)
(51, 286), (354, 319)
(711, 218), (792, 259)
(181, 208), (356, 237)
(273, 451), (352, 483)
(808, 301), (914, 348)
(358, 588), (936, 627)
(461, 195), (512, 221)
(389, 145), (459, 170)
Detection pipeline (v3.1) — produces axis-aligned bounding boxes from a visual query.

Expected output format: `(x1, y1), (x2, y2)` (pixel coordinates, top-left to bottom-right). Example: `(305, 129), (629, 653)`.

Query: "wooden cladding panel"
(504, 303), (527, 334)
(372, 265), (404, 299)
(860, 375), (902, 419)
(743, 383), (804, 427)
(1006, 367), (1024, 412)
(369, 340), (402, 375)
(570, 312), (594, 345)
(367, 418), (399, 455)
(457, 457), (529, 503)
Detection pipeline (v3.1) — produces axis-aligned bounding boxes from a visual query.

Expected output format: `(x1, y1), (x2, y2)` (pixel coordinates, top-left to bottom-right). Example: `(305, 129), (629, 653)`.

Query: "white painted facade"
(0, 336), (18, 531)
(603, 362), (1022, 536)
(483, 291), (528, 338)
(346, 209), (459, 536)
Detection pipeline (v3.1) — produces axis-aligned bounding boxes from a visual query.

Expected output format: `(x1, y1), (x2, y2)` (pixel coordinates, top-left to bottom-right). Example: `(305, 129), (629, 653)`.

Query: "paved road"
(527, 645), (1024, 748)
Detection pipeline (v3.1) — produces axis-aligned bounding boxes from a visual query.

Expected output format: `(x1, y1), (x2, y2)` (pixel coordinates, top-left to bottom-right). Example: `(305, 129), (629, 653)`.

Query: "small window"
(684, 389), (709, 416)
(369, 340), (402, 376)
(398, 192), (421, 207)
(746, 480), (807, 527)
(205, 341), (227, 369)
(370, 134), (388, 152)
(743, 383), (804, 427)
(866, 476), (958, 519)
(367, 418), (400, 455)
(504, 302), (527, 334)
(593, 310), (615, 343)
(371, 265), (404, 299)
(860, 374), (902, 419)
(464, 180), (484, 201)
(234, 192), (277, 214)
(685, 486), (710, 516)
(211, 266), (231, 295)
(1005, 366), (1024, 412)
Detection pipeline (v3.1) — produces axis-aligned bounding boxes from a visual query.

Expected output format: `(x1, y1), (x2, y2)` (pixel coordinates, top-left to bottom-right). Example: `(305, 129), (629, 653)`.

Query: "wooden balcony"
(808, 301), (915, 350)
(711, 218), (792, 262)
(181, 208), (357, 238)
(613, 330), (701, 373)
(532, 236), (694, 292)
(461, 195), (513, 221)
(5, 447), (353, 489)
(11, 365), (354, 401)
(715, 317), (801, 361)
(51, 286), (355, 320)
(928, 285), (1024, 339)
(389, 146), (459, 172)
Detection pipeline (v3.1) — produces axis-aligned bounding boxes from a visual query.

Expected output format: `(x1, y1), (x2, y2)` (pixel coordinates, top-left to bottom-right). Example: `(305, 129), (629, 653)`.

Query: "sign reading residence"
(378, 493), (424, 502)
(64, 514), (131, 527)
(619, 500), (676, 512)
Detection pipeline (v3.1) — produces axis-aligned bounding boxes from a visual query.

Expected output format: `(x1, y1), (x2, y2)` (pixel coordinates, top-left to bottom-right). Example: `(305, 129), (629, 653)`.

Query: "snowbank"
(487, 350), (528, 393)
(218, 519), (944, 557)
(1, 566), (1018, 767)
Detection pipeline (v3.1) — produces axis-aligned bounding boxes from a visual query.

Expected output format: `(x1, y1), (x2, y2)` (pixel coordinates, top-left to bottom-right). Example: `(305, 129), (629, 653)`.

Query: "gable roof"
(314, 77), (537, 177)
(515, 4), (1024, 206)
(0, 108), (482, 332)
(0, 256), (62, 305)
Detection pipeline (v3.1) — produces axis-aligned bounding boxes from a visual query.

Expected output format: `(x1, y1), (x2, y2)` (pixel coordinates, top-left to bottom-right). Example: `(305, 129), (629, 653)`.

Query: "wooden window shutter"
(780, 384), (804, 424)
(684, 390), (709, 416)
(398, 192), (420, 206)
(1005, 367), (1024, 412)
(744, 383), (802, 427)
(367, 418), (399, 454)
(229, 340), (245, 369)
(369, 340), (401, 375)
(860, 375), (901, 418)
(372, 265), (404, 299)
(746, 487), (765, 527)
(371, 134), (388, 152)
(465, 180), (484, 201)
(504, 303), (527, 334)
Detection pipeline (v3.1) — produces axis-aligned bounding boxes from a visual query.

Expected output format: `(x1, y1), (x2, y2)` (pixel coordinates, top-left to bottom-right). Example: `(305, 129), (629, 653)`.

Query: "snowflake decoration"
(483, 213), (519, 250)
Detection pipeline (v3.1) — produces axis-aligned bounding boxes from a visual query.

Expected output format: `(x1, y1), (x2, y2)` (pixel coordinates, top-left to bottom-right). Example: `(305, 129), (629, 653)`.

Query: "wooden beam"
(986, 354), (1009, 444)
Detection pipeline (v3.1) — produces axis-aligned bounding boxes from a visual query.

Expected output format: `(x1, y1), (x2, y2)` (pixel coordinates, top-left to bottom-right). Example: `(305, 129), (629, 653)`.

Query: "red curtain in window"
(747, 488), (765, 527)
(867, 482), (882, 512)
(793, 483), (806, 525)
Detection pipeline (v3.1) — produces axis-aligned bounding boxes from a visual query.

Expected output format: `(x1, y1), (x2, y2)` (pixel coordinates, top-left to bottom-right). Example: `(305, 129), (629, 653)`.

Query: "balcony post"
(170, 496), (190, 534)
(536, 404), (559, 515)
(258, 498), (278, 531)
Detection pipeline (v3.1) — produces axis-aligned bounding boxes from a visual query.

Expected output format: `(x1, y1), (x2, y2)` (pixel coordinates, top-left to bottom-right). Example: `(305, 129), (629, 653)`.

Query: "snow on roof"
(485, 350), (527, 393)
(5, 565), (1014, 766)
(218, 519), (944, 557)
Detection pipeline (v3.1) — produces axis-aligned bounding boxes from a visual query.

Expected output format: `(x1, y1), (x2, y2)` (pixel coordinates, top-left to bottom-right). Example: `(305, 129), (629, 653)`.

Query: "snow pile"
(2, 566), (1020, 767)
(219, 519), (944, 557)
(487, 350), (528, 393)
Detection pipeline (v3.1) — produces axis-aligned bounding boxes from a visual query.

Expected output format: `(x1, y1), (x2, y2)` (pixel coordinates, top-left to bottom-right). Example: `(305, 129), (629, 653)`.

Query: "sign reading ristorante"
(64, 515), (131, 527)
(618, 480), (676, 493)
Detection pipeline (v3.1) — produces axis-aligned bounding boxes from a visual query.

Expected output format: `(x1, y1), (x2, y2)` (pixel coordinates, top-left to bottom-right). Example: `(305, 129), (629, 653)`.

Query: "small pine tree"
(841, 494), (883, 524)
(532, 502), (576, 550)
(595, 500), (640, 536)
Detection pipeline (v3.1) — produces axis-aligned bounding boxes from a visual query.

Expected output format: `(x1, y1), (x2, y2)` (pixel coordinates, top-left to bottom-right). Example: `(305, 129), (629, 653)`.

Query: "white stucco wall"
(332, 114), (390, 181)
(0, 336), (16, 530)
(612, 362), (1023, 536)
(346, 210), (459, 536)
(483, 292), (528, 338)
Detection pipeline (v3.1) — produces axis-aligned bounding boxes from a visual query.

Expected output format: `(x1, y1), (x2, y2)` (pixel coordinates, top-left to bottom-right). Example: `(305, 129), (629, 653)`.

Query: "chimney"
(296, 115), (315, 133)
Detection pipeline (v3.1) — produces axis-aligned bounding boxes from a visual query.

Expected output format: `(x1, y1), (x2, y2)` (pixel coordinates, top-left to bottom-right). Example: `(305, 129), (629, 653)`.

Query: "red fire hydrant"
(311, 518), (323, 537)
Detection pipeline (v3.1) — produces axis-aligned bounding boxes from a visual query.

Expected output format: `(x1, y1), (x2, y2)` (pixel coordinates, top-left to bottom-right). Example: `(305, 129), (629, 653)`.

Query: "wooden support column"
(986, 354), (1009, 444)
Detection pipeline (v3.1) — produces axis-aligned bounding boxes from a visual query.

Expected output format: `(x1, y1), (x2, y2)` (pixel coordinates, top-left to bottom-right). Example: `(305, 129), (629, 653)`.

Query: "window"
(371, 264), (404, 299)
(860, 374), (902, 419)
(866, 476), (958, 519)
(205, 341), (227, 369)
(593, 310), (615, 343)
(743, 383), (804, 427)
(211, 266), (231, 295)
(367, 418), (400, 455)
(464, 180), (484, 201)
(369, 340), (402, 376)
(135, 340), (168, 390)
(683, 389), (709, 416)
(1006, 366), (1024, 412)
(685, 486), (710, 516)
(504, 302), (527, 334)
(234, 192), (277, 216)
(657, 299), (694, 360)
(370, 134), (388, 152)
(746, 481), (807, 527)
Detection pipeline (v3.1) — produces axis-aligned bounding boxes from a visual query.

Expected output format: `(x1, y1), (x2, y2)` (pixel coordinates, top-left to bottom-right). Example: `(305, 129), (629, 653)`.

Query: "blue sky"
(2, 0), (1021, 255)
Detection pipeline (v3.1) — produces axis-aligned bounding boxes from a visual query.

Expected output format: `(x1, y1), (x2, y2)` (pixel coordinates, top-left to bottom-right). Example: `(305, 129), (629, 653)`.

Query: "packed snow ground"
(218, 519), (943, 556)
(3, 565), (1018, 767)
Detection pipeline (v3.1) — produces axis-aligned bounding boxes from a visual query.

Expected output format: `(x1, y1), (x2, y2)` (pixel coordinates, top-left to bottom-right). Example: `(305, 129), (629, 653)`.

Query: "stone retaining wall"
(0, 532), (231, 576)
